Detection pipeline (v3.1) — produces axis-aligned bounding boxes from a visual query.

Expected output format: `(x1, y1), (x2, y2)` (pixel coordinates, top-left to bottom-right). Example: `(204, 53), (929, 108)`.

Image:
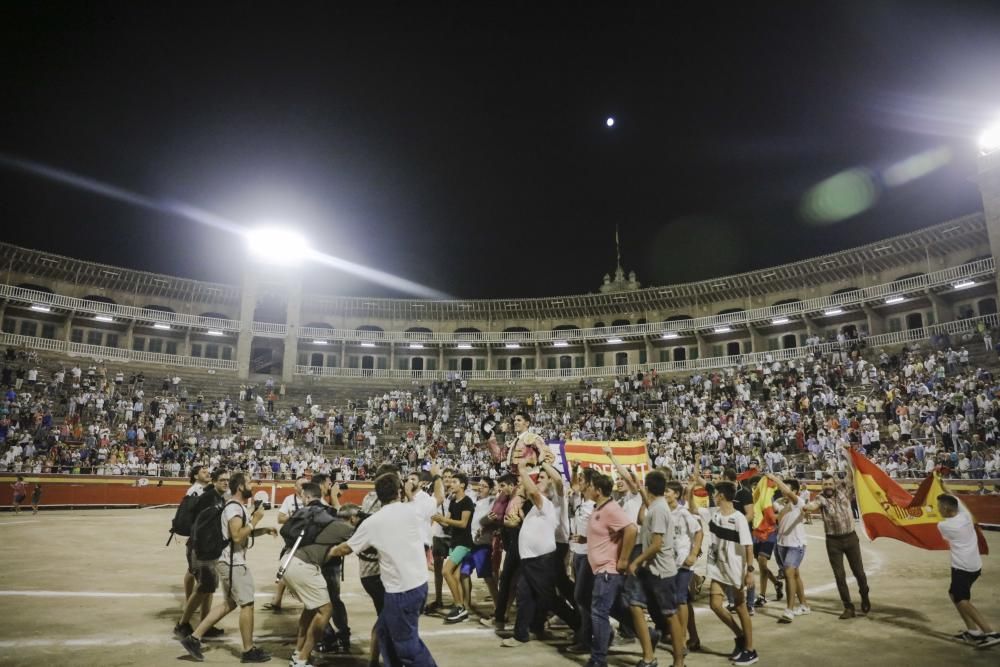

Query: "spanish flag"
(690, 485), (710, 512)
(751, 476), (777, 541)
(849, 449), (988, 553)
(561, 441), (652, 480)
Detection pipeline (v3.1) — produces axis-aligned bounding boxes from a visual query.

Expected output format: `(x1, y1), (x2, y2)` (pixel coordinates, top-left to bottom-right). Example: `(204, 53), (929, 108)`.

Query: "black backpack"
(280, 503), (335, 553)
(166, 492), (201, 545)
(192, 498), (245, 561)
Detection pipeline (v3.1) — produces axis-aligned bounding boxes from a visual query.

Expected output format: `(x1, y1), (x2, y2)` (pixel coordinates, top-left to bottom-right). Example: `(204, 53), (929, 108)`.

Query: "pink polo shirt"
(587, 498), (632, 575)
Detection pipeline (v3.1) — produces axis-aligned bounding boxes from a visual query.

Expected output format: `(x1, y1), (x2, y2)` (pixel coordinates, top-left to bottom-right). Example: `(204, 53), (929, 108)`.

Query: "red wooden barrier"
(0, 474), (372, 508)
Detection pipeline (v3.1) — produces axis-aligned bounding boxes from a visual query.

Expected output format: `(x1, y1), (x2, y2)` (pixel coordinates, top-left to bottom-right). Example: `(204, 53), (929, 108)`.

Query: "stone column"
(749, 325), (767, 354)
(583, 339), (591, 367)
(926, 291), (954, 326)
(438, 344), (445, 374)
(694, 331), (707, 360)
(976, 147), (1000, 298)
(486, 344), (493, 370)
(862, 304), (885, 336)
(63, 314), (74, 343)
(281, 273), (303, 384)
(236, 267), (257, 380)
(534, 342), (542, 370)
(389, 342), (395, 369)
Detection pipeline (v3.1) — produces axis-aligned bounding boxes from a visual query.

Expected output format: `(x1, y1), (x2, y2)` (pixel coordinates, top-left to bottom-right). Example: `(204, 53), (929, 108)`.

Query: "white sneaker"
(778, 609), (795, 624)
(794, 605), (811, 616)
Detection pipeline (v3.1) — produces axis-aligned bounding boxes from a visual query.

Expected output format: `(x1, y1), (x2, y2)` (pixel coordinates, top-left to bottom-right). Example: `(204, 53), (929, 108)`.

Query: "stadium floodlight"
(553, 341), (569, 347)
(457, 343), (473, 349)
(714, 326), (731, 333)
(360, 342), (376, 348)
(312, 339), (328, 345)
(885, 296), (905, 305)
(408, 343), (424, 349)
(206, 330), (224, 336)
(607, 337), (623, 344)
(772, 317), (790, 325)
(662, 332), (679, 339)
(245, 227), (309, 265)
(94, 315), (114, 322)
(980, 119), (1000, 155)
(824, 308), (844, 316)
(505, 342), (520, 349)
(153, 323), (171, 330)
(953, 280), (976, 290)
(30, 304), (51, 312)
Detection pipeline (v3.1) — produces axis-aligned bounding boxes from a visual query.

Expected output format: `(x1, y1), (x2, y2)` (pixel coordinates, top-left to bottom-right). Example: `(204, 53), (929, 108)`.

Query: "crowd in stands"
(3, 328), (1000, 489)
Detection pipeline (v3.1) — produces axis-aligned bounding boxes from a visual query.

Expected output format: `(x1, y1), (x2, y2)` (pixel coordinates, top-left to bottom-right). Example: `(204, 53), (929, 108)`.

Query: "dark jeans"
(494, 547), (520, 624)
(825, 532), (869, 608)
(323, 565), (349, 635)
(572, 553), (594, 647)
(590, 571), (624, 665)
(553, 542), (576, 610)
(377, 582), (437, 667)
(514, 553), (560, 642)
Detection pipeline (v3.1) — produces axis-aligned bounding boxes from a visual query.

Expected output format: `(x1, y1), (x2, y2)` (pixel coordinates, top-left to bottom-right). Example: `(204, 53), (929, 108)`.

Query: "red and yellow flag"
(562, 440), (652, 480)
(751, 476), (777, 541)
(849, 449), (988, 553)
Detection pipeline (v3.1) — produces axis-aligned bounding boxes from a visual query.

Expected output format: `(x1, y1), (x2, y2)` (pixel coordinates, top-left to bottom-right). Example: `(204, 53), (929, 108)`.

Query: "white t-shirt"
(620, 491), (643, 526)
(220, 501), (249, 566)
(185, 482), (205, 498)
(569, 497), (595, 556)
(519, 495), (558, 559)
(410, 490), (437, 547)
(279, 493), (302, 517)
(700, 507), (752, 587)
(670, 504), (703, 568)
(938, 509), (982, 572)
(776, 495), (807, 548)
(553, 488), (570, 544)
(347, 501), (428, 593)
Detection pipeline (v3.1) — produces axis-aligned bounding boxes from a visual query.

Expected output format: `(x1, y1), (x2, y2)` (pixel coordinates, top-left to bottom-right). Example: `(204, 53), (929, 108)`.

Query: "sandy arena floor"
(0, 508), (997, 667)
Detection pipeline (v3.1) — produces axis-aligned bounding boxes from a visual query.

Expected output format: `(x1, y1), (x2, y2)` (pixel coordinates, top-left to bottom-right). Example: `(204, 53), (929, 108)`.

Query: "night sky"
(2, 1), (999, 300)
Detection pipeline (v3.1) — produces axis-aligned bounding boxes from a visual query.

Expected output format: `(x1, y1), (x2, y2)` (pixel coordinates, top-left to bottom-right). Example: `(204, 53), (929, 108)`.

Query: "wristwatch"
(746, 566), (755, 573)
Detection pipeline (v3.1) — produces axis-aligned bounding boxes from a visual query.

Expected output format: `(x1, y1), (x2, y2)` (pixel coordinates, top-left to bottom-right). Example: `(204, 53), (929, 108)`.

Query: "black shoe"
(241, 646), (271, 663)
(445, 605), (469, 624)
(730, 636), (746, 660)
(314, 641), (336, 654)
(565, 642), (592, 654)
(173, 622), (193, 639)
(860, 596), (871, 614)
(424, 600), (444, 615)
(180, 634), (204, 662)
(733, 649), (759, 665)
(337, 629), (352, 653)
(203, 626), (225, 638)
(753, 595), (767, 608)
(775, 580), (784, 601)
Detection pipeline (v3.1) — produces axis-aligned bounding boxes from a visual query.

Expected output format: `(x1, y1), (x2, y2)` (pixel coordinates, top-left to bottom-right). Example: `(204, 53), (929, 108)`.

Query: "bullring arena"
(5, 9), (1000, 665)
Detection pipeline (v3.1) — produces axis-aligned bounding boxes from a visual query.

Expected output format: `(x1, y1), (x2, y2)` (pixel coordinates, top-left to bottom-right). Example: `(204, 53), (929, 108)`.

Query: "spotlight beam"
(0, 153), (451, 298)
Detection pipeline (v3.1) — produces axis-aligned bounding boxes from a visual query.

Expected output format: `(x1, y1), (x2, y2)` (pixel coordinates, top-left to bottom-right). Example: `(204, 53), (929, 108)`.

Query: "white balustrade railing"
(0, 284), (242, 332)
(294, 259), (995, 345)
(0, 333), (238, 370)
(1, 258), (994, 346)
(294, 314), (999, 382)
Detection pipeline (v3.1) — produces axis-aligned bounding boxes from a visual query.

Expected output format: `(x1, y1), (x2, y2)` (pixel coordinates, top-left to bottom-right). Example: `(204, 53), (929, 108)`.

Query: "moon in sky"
(606, 117), (615, 127)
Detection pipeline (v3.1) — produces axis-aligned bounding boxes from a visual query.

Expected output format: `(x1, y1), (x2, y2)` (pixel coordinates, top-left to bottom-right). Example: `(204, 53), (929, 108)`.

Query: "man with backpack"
(179, 472), (277, 663)
(281, 483), (355, 667)
(174, 468), (231, 639)
(264, 476), (308, 613)
(175, 465), (212, 611)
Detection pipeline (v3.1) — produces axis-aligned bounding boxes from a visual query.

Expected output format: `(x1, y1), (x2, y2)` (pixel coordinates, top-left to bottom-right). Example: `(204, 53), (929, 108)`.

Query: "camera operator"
(282, 484), (356, 666)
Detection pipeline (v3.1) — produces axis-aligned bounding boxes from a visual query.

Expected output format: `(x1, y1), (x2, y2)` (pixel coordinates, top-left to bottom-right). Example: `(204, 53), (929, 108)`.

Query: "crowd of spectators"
(3, 329), (1000, 490)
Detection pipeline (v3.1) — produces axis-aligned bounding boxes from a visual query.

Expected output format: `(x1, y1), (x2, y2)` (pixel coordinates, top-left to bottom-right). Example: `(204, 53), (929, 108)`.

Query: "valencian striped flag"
(751, 476), (778, 541)
(547, 440), (651, 481)
(849, 449), (988, 553)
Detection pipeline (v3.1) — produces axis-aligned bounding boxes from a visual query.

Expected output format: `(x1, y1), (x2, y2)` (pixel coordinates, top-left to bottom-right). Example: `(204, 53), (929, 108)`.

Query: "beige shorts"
(217, 562), (256, 607)
(284, 558), (331, 610)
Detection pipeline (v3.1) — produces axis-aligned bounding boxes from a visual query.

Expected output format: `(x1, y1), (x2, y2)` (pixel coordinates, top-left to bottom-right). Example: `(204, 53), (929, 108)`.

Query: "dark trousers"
(553, 542), (577, 609)
(377, 582), (437, 667)
(514, 553), (556, 641)
(825, 532), (869, 608)
(572, 553), (594, 647)
(323, 566), (349, 636)
(494, 547), (520, 624)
